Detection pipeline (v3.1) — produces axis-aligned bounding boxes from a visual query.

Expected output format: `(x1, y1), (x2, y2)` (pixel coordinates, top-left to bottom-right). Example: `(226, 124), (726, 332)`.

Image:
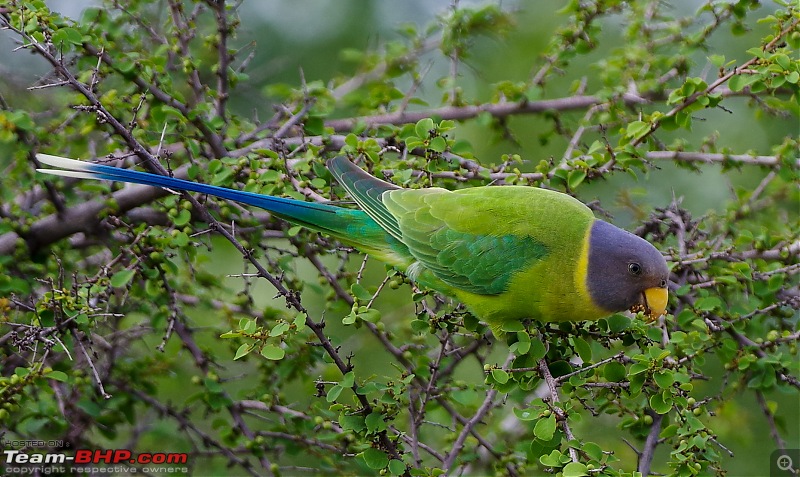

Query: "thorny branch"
(538, 357), (579, 463)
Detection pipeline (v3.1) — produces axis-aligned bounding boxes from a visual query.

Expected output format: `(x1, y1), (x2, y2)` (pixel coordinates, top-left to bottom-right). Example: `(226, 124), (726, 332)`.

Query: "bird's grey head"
(586, 220), (669, 318)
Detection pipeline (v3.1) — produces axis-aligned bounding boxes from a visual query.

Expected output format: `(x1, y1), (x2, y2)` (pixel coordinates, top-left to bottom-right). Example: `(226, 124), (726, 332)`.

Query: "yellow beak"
(643, 287), (668, 320)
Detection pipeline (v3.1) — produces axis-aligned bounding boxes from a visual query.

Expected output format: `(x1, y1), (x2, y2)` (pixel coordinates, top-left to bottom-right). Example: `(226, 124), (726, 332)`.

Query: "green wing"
(383, 188), (549, 295)
(327, 157), (403, 241)
(329, 157), (550, 296)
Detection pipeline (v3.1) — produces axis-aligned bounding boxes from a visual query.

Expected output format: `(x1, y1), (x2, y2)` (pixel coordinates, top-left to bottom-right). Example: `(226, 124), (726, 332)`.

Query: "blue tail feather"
(91, 161), (339, 218)
(37, 154), (357, 237)
(37, 154), (416, 266)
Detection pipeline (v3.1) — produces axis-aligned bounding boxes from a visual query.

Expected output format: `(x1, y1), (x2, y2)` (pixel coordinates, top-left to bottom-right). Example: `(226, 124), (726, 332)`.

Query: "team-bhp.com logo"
(3, 448), (189, 473)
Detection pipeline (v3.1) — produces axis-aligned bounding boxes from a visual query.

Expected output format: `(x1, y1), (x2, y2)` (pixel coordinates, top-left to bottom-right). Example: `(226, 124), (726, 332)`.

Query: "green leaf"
(629, 373), (647, 397)
(341, 371), (355, 388)
(659, 114), (680, 131)
(326, 384), (343, 403)
(429, 136), (448, 153)
(46, 370), (69, 382)
(110, 269), (136, 288)
(365, 412), (387, 433)
(357, 382), (383, 395)
(604, 361), (627, 382)
(567, 170), (587, 190)
(415, 118), (435, 138)
(242, 319), (257, 334)
(606, 314), (631, 333)
(260, 345), (285, 361)
(587, 140), (604, 155)
(572, 337), (592, 362)
(654, 369), (675, 388)
(233, 344), (252, 360)
(539, 450), (562, 467)
(685, 414), (704, 432)
(695, 296), (722, 311)
(344, 134), (359, 148)
(511, 338), (530, 355)
(625, 120), (650, 139)
(52, 27), (83, 46)
(773, 54), (790, 70)
(513, 407), (539, 421)
(173, 209), (191, 226)
(529, 337), (547, 360)
(9, 111), (34, 131)
(350, 283), (373, 301)
(410, 319), (428, 332)
(293, 312), (307, 332)
(342, 311), (358, 325)
(206, 159), (225, 174)
(304, 116), (324, 135)
(548, 360), (572, 378)
(362, 448), (389, 470)
(646, 326), (663, 342)
(339, 411), (367, 432)
(534, 414), (557, 440)
(450, 140), (473, 155)
(404, 136), (424, 149)
(629, 362), (650, 376)
(563, 462), (589, 477)
(660, 424), (679, 439)
(145, 277), (162, 297)
(171, 231), (189, 247)
(649, 391), (673, 414)
(728, 74), (759, 92)
(708, 54), (726, 67)
(582, 441), (603, 461)
(359, 308), (381, 323)
(388, 459), (406, 475)
(491, 369), (509, 384)
(270, 322), (290, 337)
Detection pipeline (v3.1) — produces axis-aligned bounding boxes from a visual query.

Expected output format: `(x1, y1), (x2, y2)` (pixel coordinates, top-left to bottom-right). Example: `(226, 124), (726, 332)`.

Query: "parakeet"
(37, 154), (669, 334)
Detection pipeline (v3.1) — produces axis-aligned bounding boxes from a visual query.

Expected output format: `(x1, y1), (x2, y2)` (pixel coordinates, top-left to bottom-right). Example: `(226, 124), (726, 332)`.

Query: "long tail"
(36, 154), (394, 251)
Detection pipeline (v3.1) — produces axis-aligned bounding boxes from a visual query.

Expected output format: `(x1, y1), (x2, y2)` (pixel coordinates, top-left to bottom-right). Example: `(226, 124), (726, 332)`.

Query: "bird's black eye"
(628, 262), (642, 276)
(660, 279), (667, 288)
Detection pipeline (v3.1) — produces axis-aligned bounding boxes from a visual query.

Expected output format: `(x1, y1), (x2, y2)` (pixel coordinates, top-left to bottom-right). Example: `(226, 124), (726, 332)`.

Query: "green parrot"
(37, 154), (669, 334)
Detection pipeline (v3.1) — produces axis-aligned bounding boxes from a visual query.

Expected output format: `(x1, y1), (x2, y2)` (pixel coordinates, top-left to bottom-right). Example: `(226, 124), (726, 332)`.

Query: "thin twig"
(72, 329), (111, 399)
(538, 357), (578, 463)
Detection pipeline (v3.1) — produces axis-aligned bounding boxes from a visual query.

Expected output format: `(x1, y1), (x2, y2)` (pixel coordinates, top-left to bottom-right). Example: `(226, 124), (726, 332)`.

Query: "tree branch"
(538, 357), (579, 463)
(324, 93), (648, 132)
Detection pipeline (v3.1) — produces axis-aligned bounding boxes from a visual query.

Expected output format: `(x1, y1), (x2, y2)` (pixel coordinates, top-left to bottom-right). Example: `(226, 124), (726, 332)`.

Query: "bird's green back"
(381, 186), (605, 332)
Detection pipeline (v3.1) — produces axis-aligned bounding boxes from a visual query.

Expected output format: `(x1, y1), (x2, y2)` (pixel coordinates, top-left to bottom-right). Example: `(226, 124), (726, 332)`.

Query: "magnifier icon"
(777, 454), (795, 472)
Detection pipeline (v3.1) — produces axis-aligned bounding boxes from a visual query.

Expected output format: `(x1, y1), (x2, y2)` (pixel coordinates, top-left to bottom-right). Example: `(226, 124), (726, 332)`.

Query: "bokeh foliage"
(0, 1), (798, 476)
